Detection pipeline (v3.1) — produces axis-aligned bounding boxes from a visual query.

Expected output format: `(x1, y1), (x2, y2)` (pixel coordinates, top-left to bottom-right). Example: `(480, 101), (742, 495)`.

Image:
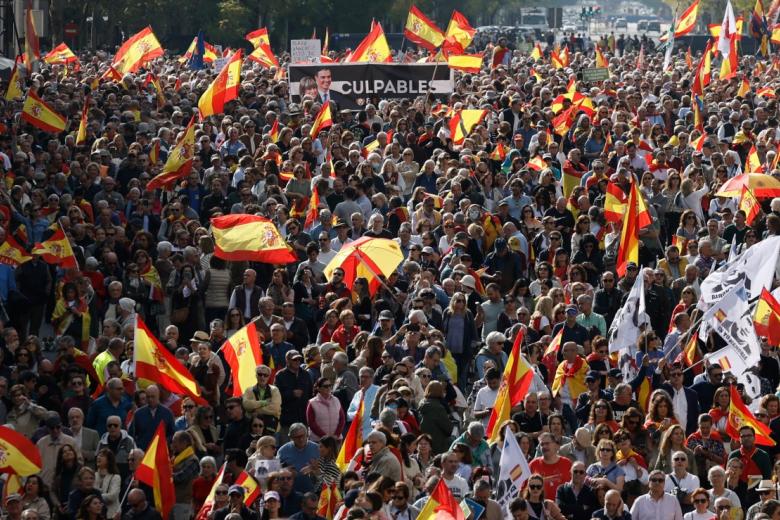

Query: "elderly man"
(124, 488), (162, 520)
(552, 341), (590, 409)
(556, 461), (600, 520)
(242, 364), (282, 434)
(37, 415), (79, 488)
(366, 430), (402, 481)
(664, 451), (699, 513)
(228, 269), (264, 322)
(129, 385), (175, 450)
(630, 469), (682, 520)
(278, 423), (319, 493)
(67, 407), (99, 467)
(450, 422), (491, 467)
(348, 367), (380, 438)
(593, 490), (631, 520)
(529, 432), (572, 498)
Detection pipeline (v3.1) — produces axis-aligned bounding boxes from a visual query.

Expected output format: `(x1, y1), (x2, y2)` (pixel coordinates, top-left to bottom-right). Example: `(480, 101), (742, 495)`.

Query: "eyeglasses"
(673, 457), (687, 462)
(694, 499), (708, 504)
(257, 373), (269, 378)
(599, 447), (614, 452)
(529, 485), (543, 490)
(572, 469), (586, 475)
(215, 491), (228, 496)
(717, 506), (731, 511)
(649, 478), (665, 483)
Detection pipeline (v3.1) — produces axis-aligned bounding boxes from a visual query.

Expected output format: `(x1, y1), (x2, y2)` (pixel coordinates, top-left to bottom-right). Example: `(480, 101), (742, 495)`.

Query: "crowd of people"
(0, 21), (780, 520)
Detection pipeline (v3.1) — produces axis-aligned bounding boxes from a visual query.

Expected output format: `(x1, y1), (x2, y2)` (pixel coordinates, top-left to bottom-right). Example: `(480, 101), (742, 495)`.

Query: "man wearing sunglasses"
(630, 469), (683, 520)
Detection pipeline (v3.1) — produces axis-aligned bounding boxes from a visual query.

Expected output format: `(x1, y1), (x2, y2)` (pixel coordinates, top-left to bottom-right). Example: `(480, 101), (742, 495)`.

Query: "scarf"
(173, 445), (195, 467)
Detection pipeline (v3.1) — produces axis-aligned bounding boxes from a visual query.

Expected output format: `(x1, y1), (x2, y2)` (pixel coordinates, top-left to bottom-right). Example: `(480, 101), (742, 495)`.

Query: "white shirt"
(670, 386), (688, 433)
(473, 386), (499, 429)
(630, 493), (683, 520)
(664, 472), (700, 495)
(443, 474), (469, 501)
(318, 249), (337, 265)
(331, 236), (352, 252)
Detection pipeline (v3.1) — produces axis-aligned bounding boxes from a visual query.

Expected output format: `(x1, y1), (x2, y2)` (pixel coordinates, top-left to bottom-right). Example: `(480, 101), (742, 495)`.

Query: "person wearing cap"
(575, 370), (610, 426)
(746, 480), (777, 520)
(483, 238), (525, 294)
(261, 491), (281, 519)
(552, 304), (591, 350)
(212, 484), (259, 520)
(3, 493), (23, 520)
(36, 414), (78, 488)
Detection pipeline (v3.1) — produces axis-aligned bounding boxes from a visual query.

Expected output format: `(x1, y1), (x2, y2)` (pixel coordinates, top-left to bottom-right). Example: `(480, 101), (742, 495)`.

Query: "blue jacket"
(0, 264), (16, 302)
(129, 404), (175, 450)
(86, 394), (132, 436)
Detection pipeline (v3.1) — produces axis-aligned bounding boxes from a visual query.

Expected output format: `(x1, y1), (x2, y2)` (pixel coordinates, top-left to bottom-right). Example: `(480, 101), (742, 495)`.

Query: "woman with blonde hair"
(586, 439), (625, 492)
(652, 424), (696, 475)
(530, 296), (553, 337)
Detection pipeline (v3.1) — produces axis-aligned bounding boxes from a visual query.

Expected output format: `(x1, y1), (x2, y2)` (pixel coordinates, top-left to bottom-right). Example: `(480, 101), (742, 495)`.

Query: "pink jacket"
(306, 393), (345, 441)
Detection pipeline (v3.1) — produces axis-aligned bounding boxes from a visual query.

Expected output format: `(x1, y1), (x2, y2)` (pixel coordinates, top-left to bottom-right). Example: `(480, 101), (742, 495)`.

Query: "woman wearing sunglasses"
(522, 474), (566, 520)
(685, 488), (714, 520)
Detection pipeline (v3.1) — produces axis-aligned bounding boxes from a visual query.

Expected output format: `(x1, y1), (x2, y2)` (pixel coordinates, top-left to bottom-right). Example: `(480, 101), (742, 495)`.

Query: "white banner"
(496, 426), (532, 507)
(608, 274), (648, 356)
(699, 236), (780, 309)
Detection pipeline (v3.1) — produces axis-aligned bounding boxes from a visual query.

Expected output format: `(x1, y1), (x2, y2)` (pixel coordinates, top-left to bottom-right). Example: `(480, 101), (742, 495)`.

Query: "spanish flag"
(737, 77), (751, 97)
(757, 86), (776, 98)
(44, 42), (78, 65)
(676, 331), (703, 375)
(317, 483), (342, 520)
(198, 49), (242, 118)
(691, 132), (707, 152)
(211, 214), (297, 264)
(304, 188), (323, 231)
(489, 142), (507, 161)
(552, 355), (589, 402)
(527, 155), (546, 171)
(674, 0), (700, 36)
(543, 328), (564, 359)
(135, 423), (176, 519)
(416, 476), (466, 520)
(31, 221), (77, 269)
(0, 234), (31, 268)
(0, 425), (42, 476)
(740, 186), (762, 225)
(604, 179), (652, 227)
(595, 46), (608, 67)
(486, 330), (535, 443)
(726, 385), (775, 445)
(552, 104), (578, 136)
(146, 116), (196, 191)
(616, 178), (640, 276)
(245, 27), (270, 48)
(76, 96), (89, 146)
(222, 322), (263, 398)
(233, 471), (261, 505)
(22, 91), (67, 133)
(194, 464), (226, 520)
(100, 65), (123, 84)
(551, 48), (565, 69)
(560, 45), (571, 66)
(685, 46), (694, 68)
(754, 288), (780, 345)
(719, 34), (739, 80)
(24, 0), (40, 74)
(269, 119), (280, 143)
(530, 42), (543, 60)
(336, 396), (363, 470)
(148, 140), (160, 165)
(179, 36), (218, 63)
(347, 22), (392, 62)
(4, 58), (23, 101)
(449, 109), (487, 145)
(112, 26), (163, 74)
(443, 10), (475, 53)
(134, 316), (207, 404)
(447, 53), (483, 73)
(310, 102), (333, 138)
(248, 42), (279, 68)
(691, 40), (712, 95)
(404, 6), (444, 52)
(747, 145), (764, 172)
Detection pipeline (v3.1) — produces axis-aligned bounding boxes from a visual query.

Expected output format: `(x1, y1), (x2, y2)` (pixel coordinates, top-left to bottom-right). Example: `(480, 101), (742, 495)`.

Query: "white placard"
(290, 39), (321, 64)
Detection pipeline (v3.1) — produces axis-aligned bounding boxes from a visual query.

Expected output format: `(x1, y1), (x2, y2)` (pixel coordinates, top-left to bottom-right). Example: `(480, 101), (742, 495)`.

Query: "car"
(646, 21), (661, 32)
(637, 20), (648, 31)
(562, 24), (577, 32)
(615, 18), (628, 29)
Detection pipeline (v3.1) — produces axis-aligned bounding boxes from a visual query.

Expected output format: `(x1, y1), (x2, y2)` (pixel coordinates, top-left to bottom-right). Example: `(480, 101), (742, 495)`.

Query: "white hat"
(460, 275), (476, 290)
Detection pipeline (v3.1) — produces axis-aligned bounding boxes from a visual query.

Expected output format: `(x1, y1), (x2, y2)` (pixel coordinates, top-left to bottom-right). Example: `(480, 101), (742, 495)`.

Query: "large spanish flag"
(44, 42), (78, 65)
(134, 316), (207, 404)
(404, 6), (445, 51)
(211, 214), (297, 264)
(447, 53), (483, 73)
(234, 471), (261, 505)
(486, 330), (534, 443)
(416, 478), (465, 520)
(248, 42), (279, 68)
(76, 96), (89, 146)
(135, 423), (175, 519)
(616, 179), (640, 277)
(674, 0), (700, 36)
(31, 221), (77, 269)
(336, 396), (363, 470)
(112, 26), (164, 74)
(194, 464), (226, 520)
(0, 426), (42, 476)
(449, 109), (487, 145)
(146, 116), (196, 191)
(754, 288), (780, 345)
(246, 28), (270, 48)
(22, 91), (67, 133)
(310, 102), (333, 138)
(726, 384), (775, 445)
(198, 49), (242, 118)
(0, 234), (31, 267)
(317, 483), (342, 520)
(443, 10), (475, 53)
(222, 322), (263, 397)
(347, 22), (392, 62)
(24, 0), (39, 74)
(739, 186), (761, 225)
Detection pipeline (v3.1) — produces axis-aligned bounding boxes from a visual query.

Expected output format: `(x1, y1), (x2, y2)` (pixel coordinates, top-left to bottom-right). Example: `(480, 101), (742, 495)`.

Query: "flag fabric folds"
(31, 221), (77, 269)
(754, 288), (780, 344)
(222, 323), (263, 397)
(726, 385), (775, 445)
(112, 26), (163, 74)
(486, 330), (534, 443)
(134, 316), (207, 404)
(211, 214), (297, 264)
(719, 0), (738, 56)
(336, 396), (363, 470)
(5, 58), (23, 101)
(246, 28), (270, 48)
(674, 0), (700, 36)
(404, 6), (445, 51)
(194, 464), (226, 520)
(180, 35), (218, 65)
(416, 476), (466, 520)
(450, 110), (487, 145)
(22, 91), (67, 133)
(233, 471), (261, 505)
(347, 22), (392, 63)
(447, 53), (483, 73)
(496, 425), (532, 506)
(443, 10), (476, 54)
(44, 43), (78, 65)
(616, 179), (640, 277)
(317, 483), (342, 520)
(0, 425), (42, 476)
(248, 43), (279, 68)
(310, 103), (333, 138)
(719, 34), (739, 80)
(146, 116), (196, 191)
(24, 0), (40, 73)
(135, 422), (175, 519)
(0, 234), (31, 267)
(198, 50), (243, 118)
(76, 96), (89, 146)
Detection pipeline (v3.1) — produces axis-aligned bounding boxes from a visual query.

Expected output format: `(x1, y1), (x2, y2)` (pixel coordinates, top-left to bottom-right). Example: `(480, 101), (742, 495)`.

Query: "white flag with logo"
(608, 273), (648, 356)
(496, 426), (532, 507)
(699, 236), (780, 309)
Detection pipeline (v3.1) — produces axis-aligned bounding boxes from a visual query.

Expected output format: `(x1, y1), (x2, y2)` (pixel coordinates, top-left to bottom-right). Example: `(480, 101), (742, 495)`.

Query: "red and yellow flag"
(543, 328), (564, 359)
(112, 26), (163, 74)
(754, 288), (780, 345)
(604, 179), (652, 227)
(100, 65), (123, 84)
(747, 145), (764, 172)
(447, 53), (483, 73)
(449, 109), (487, 145)
(317, 483), (342, 520)
(245, 28), (270, 48)
(527, 155), (546, 171)
(5, 58), (23, 101)
(726, 385), (775, 445)
(719, 34), (739, 80)
(674, 0), (700, 36)
(739, 185), (761, 225)
(269, 120), (280, 143)
(486, 330), (535, 443)
(404, 6), (445, 51)
(691, 40), (712, 95)
(310, 102), (333, 138)
(0, 234), (31, 268)
(691, 132), (708, 152)
(44, 42), (78, 65)
(685, 46), (694, 68)
(336, 396), (363, 470)
(304, 188), (323, 231)
(146, 116), (196, 191)
(489, 142), (507, 162)
(443, 10), (475, 54)
(211, 214), (297, 264)
(135, 423), (175, 519)
(179, 36), (218, 63)
(530, 42), (543, 60)
(148, 140), (160, 165)
(76, 96), (89, 146)
(222, 322), (263, 397)
(198, 49), (242, 118)
(737, 77), (751, 97)
(416, 476), (466, 520)
(347, 22), (392, 62)
(0, 426), (42, 476)
(24, 0), (39, 73)
(194, 464), (226, 520)
(552, 104), (578, 136)
(134, 316), (207, 404)
(248, 42), (279, 68)
(595, 46), (608, 67)
(675, 331), (703, 375)
(616, 178), (640, 276)
(233, 471), (261, 505)
(22, 91), (67, 133)
(31, 221), (77, 269)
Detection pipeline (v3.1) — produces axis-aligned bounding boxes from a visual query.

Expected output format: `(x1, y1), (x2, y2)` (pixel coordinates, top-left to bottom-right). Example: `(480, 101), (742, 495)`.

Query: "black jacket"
(556, 483), (600, 520)
(274, 367), (314, 426)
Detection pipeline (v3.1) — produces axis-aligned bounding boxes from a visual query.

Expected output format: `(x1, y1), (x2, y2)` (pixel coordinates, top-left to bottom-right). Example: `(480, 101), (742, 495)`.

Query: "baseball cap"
(228, 485), (245, 496)
(379, 310), (394, 321)
(585, 370), (600, 382)
(264, 491), (280, 501)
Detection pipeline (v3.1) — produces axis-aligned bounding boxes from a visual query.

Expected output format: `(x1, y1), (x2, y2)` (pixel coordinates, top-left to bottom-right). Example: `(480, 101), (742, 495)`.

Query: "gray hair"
(708, 465), (726, 479)
(199, 456), (216, 469)
(366, 430), (387, 445)
(485, 331), (506, 346)
(467, 421), (485, 438)
(379, 409), (397, 428)
(289, 423), (307, 437)
(333, 352), (348, 365)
